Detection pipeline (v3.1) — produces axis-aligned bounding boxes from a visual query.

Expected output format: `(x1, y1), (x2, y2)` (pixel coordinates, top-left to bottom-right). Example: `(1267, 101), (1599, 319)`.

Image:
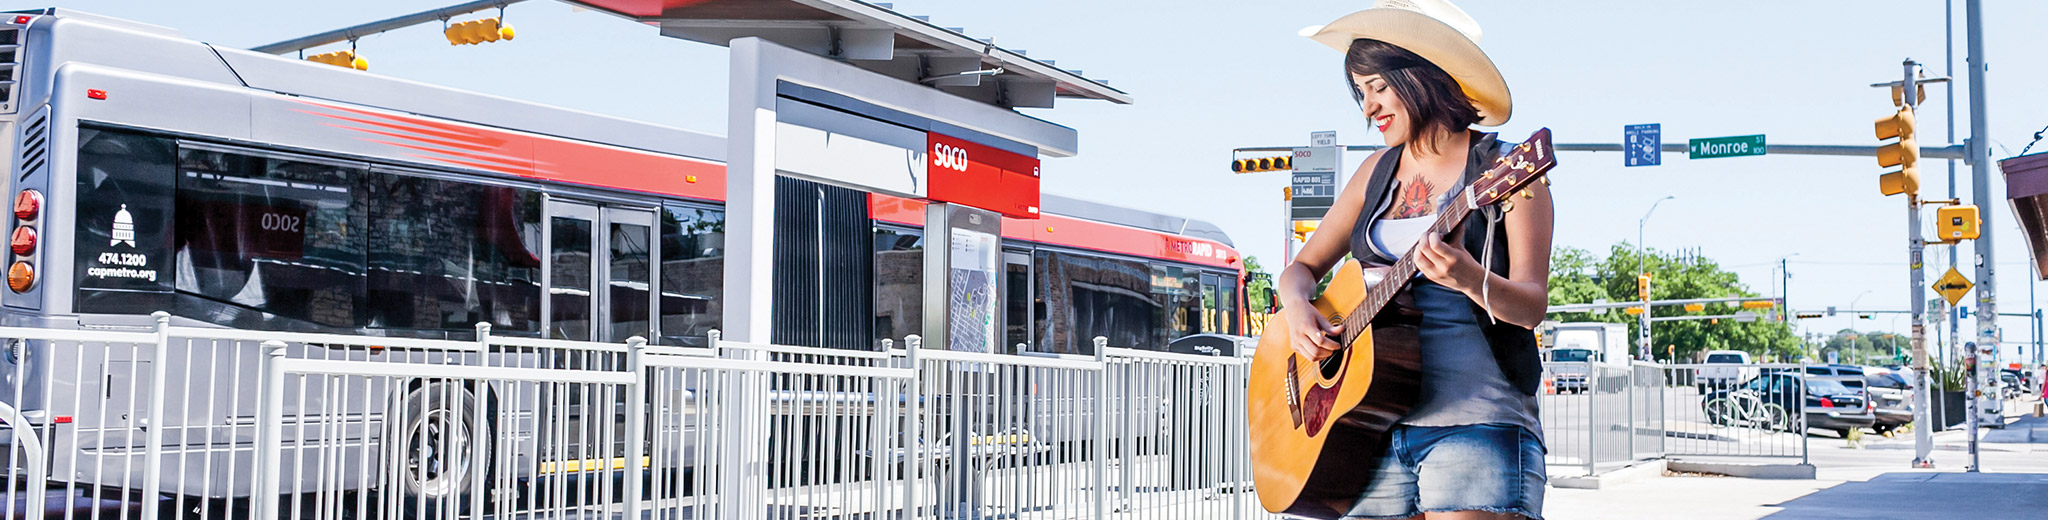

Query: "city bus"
(0, 8), (1247, 510)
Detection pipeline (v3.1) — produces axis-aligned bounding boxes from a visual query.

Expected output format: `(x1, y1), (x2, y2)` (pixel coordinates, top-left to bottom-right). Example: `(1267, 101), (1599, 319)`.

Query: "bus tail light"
(7, 261), (32, 293)
(9, 226), (32, 255)
(13, 190), (40, 221)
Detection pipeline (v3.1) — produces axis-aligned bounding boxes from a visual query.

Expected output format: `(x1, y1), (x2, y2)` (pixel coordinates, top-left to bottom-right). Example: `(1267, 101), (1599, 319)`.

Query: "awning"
(567, 0), (1131, 109)
(2002, 151), (2048, 279)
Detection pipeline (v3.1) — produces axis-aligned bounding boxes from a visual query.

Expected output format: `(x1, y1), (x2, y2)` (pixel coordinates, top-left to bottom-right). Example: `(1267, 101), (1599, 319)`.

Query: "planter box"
(1934, 390), (1969, 430)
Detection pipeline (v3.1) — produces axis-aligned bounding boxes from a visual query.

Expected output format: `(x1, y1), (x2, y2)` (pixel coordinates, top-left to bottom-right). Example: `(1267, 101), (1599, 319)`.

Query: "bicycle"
(1702, 388), (1790, 432)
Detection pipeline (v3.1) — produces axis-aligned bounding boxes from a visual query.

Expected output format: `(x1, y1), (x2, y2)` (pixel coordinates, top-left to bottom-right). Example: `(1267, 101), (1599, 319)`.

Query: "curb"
(1551, 459), (1666, 490)
(1666, 459), (1816, 479)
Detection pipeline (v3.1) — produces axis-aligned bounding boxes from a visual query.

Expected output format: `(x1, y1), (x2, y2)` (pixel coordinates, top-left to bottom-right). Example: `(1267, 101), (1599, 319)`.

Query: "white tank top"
(1370, 215), (1435, 259)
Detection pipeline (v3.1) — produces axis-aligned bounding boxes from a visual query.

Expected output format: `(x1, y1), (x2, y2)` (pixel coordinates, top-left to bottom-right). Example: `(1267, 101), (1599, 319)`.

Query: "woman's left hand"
(1415, 232), (1484, 292)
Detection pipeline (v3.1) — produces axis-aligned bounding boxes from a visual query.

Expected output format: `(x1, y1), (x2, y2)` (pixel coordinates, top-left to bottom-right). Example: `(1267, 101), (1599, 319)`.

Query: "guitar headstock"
(1469, 128), (1556, 210)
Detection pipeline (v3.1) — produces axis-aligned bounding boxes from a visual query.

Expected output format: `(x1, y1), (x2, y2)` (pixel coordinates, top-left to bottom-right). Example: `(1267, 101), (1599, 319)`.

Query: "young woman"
(1281, 1), (1554, 519)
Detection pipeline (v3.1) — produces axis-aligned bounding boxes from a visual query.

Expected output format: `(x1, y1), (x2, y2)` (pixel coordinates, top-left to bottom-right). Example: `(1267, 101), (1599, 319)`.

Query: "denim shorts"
(1344, 423), (1546, 519)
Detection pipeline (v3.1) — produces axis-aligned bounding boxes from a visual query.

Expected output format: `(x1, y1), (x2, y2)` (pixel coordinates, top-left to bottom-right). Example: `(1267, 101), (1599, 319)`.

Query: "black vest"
(1347, 132), (1544, 396)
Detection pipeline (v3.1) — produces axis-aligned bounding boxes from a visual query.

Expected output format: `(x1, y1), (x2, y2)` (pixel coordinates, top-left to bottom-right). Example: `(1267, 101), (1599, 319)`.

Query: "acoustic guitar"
(1248, 129), (1556, 518)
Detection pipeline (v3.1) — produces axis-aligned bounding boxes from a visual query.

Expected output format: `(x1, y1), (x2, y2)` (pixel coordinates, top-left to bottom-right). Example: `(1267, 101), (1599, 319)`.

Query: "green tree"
(1547, 243), (1803, 362)
(1823, 328), (1907, 365)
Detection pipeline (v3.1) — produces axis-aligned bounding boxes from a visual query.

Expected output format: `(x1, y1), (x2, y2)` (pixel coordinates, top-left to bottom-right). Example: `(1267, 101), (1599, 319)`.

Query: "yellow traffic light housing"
(1741, 300), (1775, 310)
(1624, 306), (1645, 315)
(1936, 204), (1981, 242)
(1683, 303), (1705, 312)
(445, 17), (515, 46)
(305, 49), (367, 71)
(1876, 106), (1919, 196)
(1636, 273), (1652, 300)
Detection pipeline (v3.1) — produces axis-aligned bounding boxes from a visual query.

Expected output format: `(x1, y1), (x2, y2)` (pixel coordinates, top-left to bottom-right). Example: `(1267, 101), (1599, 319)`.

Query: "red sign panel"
(925, 133), (1040, 219)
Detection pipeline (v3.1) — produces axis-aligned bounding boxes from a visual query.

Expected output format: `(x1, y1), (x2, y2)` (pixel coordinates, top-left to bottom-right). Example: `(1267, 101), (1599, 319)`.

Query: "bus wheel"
(387, 382), (493, 516)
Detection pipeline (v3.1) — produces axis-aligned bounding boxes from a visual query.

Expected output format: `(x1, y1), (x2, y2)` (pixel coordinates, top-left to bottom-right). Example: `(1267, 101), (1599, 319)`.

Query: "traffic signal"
(1683, 303), (1705, 312)
(1876, 106), (1918, 196)
(1936, 204), (1981, 242)
(1291, 220), (1319, 242)
(306, 49), (367, 71)
(1624, 306), (1645, 315)
(1636, 273), (1651, 300)
(1232, 155), (1291, 173)
(445, 17), (515, 46)
(1740, 300), (1775, 310)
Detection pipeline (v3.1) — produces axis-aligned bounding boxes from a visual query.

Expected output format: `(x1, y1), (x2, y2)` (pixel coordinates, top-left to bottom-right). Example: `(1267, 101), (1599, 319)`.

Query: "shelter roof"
(568, 0), (1131, 109)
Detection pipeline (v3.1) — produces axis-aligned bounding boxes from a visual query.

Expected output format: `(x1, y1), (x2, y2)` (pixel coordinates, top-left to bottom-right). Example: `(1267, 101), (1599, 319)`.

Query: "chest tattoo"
(1388, 178), (1437, 219)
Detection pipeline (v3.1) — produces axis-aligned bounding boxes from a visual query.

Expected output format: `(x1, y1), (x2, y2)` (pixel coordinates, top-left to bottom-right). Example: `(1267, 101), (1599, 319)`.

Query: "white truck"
(1542, 322), (1631, 393)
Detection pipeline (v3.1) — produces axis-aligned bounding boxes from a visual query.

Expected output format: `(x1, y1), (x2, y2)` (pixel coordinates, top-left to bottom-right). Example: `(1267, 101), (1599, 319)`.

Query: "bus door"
(545, 200), (656, 343)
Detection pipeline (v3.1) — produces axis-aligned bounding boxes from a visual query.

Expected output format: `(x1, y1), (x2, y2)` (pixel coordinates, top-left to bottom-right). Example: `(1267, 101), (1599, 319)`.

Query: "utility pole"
(1875, 59), (1937, 468)
(1965, 0), (1992, 473)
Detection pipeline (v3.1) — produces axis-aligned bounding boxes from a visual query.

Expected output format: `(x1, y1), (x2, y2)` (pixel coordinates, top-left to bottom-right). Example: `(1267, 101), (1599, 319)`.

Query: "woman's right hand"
(1283, 303), (1344, 361)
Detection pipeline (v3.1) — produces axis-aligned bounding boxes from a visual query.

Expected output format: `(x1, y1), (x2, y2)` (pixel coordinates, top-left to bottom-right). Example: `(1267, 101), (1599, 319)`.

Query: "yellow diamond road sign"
(1934, 267), (1973, 307)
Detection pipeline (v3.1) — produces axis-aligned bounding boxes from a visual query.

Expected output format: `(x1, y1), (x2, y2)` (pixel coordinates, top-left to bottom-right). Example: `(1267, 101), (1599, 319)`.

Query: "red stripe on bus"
(297, 99), (724, 201)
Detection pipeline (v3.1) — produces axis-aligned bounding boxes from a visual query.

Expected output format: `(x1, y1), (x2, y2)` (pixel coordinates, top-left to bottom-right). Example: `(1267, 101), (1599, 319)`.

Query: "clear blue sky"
(53, 0), (2048, 362)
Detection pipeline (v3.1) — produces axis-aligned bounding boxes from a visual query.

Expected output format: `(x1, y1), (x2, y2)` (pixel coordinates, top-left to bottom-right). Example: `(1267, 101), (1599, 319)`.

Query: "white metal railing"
(8, 319), (1833, 518)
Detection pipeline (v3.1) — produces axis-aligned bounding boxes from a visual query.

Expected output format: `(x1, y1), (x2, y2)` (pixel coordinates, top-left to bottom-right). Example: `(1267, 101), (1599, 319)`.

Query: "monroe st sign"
(1689, 134), (1768, 159)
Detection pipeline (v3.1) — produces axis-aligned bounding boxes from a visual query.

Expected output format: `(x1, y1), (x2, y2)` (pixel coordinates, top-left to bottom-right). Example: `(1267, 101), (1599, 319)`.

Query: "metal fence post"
(1800, 363), (1811, 467)
(623, 336), (647, 519)
(1092, 337), (1109, 519)
(139, 311), (172, 520)
(254, 340), (288, 520)
(1585, 361), (1596, 476)
(902, 335), (921, 519)
(1626, 363), (1636, 462)
(469, 321), (492, 509)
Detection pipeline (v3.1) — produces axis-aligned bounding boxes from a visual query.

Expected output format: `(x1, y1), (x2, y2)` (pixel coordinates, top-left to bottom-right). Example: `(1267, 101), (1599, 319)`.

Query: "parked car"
(2000, 372), (2023, 400)
(1694, 350), (1758, 390)
(1861, 367), (1914, 435)
(1703, 372), (1875, 437)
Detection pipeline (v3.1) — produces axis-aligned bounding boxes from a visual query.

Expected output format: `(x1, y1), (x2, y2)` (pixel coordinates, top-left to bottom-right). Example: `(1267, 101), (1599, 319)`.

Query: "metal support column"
(1903, 60), (1937, 468)
(1965, 0), (1992, 472)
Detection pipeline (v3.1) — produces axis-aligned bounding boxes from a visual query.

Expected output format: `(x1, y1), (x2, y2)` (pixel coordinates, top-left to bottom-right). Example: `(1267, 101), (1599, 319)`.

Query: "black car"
(1704, 372), (1875, 437)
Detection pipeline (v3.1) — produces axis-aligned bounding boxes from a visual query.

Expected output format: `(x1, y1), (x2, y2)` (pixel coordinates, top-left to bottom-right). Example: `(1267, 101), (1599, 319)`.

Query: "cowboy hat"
(1302, 0), (1511, 126)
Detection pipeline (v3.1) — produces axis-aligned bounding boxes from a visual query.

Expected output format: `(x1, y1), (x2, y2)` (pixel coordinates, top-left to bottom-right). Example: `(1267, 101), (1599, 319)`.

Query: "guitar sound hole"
(1317, 354), (1342, 380)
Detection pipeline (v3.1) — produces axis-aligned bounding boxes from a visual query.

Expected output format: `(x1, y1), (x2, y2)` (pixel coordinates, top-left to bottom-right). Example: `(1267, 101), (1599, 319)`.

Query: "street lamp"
(1637, 196), (1675, 361)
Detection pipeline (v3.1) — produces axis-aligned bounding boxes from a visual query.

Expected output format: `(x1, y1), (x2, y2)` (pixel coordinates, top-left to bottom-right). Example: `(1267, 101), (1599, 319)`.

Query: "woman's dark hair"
(1345, 38), (1481, 154)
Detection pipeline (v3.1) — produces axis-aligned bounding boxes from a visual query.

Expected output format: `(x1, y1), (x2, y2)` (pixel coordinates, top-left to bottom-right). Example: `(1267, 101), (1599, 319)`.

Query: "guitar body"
(1248, 260), (1424, 518)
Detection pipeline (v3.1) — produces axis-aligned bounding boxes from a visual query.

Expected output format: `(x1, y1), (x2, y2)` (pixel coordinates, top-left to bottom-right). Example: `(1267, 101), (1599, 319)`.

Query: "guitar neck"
(1340, 192), (1475, 344)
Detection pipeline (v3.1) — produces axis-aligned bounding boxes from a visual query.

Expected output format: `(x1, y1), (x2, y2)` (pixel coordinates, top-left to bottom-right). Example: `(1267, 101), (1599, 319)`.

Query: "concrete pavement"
(1543, 401), (2048, 520)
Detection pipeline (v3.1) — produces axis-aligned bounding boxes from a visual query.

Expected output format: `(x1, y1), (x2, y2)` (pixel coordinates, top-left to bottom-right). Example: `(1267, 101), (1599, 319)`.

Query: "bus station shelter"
(569, 0), (1133, 348)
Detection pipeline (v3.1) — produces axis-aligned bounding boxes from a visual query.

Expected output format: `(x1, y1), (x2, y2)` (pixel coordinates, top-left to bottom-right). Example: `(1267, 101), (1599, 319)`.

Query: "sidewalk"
(1544, 410), (2048, 519)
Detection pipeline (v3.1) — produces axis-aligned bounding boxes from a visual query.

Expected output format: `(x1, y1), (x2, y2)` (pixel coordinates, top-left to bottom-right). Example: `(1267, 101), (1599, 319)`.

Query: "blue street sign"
(1624, 124), (1661, 167)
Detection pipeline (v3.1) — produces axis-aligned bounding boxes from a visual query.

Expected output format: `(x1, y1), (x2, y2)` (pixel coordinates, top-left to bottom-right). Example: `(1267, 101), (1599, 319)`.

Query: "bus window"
(1200, 272), (1222, 334)
(74, 129), (177, 314)
(173, 147), (367, 329)
(657, 204), (723, 347)
(1004, 251), (1030, 354)
(366, 174), (542, 337)
(1034, 250), (1161, 355)
(1155, 264), (1200, 343)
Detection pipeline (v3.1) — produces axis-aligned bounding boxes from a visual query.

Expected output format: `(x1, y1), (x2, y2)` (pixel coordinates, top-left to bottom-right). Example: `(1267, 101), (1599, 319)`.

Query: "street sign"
(1624, 123), (1661, 167)
(1290, 144), (1342, 220)
(1935, 266), (1974, 307)
(1310, 131), (1337, 147)
(1688, 134), (1767, 159)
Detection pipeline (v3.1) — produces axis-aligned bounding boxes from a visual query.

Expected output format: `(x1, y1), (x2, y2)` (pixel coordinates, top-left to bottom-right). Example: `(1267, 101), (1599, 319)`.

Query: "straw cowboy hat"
(1303, 0), (1512, 126)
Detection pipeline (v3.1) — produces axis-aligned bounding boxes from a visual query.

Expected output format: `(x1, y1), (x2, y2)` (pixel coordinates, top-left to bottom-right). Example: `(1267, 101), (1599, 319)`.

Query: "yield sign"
(1934, 267), (1974, 307)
